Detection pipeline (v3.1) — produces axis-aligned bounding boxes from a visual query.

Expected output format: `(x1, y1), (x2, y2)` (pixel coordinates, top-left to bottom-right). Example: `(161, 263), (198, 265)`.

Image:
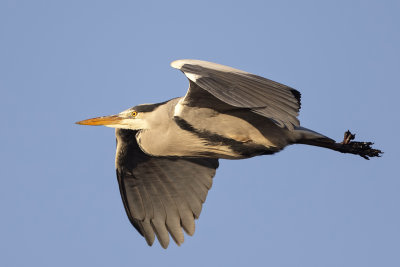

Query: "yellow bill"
(76, 115), (123, 126)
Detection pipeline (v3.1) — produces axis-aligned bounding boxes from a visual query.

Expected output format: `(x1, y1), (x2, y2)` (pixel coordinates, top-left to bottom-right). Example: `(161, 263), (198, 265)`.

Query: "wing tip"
(290, 89), (301, 109)
(170, 59), (214, 70)
(170, 59), (189, 70)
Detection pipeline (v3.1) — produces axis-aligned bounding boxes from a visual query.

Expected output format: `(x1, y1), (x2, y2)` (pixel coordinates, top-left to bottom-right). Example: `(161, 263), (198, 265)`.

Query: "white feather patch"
(173, 99), (185, 117)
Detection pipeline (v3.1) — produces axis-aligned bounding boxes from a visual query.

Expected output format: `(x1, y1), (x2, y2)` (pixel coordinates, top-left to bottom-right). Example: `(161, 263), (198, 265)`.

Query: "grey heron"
(76, 59), (382, 248)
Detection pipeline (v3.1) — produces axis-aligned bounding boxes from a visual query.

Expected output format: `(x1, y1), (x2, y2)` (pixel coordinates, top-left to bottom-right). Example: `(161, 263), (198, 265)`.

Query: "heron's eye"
(131, 111), (138, 117)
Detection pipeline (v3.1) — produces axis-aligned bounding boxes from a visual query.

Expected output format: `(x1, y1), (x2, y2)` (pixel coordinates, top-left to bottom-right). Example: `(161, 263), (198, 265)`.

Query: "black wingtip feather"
(290, 89), (301, 110)
(131, 220), (145, 237)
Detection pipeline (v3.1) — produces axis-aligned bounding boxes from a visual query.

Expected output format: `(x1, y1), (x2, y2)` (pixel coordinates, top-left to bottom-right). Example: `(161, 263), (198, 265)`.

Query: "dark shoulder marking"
(173, 116), (278, 157)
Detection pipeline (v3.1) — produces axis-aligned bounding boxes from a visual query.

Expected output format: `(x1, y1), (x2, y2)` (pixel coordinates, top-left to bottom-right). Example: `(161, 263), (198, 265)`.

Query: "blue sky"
(1, 0), (399, 266)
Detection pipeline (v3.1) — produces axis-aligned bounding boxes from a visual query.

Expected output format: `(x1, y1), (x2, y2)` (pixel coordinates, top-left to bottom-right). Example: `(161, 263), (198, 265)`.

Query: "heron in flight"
(77, 59), (382, 248)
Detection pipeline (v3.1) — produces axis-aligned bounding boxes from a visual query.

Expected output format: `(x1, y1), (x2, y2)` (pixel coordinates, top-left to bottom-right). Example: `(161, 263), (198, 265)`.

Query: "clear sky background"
(1, 1), (399, 266)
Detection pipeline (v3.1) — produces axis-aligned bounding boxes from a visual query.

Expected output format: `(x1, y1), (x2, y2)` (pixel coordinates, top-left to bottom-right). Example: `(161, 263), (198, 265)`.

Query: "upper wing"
(115, 129), (219, 249)
(171, 59), (301, 129)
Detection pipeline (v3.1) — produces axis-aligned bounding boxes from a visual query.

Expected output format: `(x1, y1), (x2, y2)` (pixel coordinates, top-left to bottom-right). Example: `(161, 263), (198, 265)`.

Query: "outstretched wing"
(115, 129), (219, 249)
(171, 59), (301, 129)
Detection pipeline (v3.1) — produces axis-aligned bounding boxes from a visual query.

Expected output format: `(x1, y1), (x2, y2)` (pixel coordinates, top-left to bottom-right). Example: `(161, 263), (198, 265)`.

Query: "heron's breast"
(136, 126), (239, 158)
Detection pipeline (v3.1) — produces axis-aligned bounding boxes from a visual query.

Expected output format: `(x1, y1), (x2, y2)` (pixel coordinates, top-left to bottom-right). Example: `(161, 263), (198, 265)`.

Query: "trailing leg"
(297, 130), (383, 160)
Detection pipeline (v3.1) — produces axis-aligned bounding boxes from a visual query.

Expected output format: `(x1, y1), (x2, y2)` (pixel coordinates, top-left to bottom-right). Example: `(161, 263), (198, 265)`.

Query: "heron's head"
(76, 105), (152, 130)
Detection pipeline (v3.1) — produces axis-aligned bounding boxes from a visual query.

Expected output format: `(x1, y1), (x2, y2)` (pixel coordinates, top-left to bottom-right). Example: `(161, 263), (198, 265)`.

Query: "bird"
(76, 59), (382, 248)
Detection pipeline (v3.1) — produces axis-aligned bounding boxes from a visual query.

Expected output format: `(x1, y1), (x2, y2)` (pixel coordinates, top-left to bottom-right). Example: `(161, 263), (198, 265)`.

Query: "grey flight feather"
(115, 129), (219, 248)
(171, 59), (301, 130)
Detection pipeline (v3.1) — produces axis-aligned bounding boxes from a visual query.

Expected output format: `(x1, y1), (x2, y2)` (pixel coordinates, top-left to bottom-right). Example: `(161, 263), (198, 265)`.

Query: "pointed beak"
(76, 115), (123, 126)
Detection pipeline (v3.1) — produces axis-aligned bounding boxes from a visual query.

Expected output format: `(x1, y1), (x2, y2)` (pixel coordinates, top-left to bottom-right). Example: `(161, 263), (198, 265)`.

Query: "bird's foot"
(339, 130), (383, 160)
(341, 130), (355, 145)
